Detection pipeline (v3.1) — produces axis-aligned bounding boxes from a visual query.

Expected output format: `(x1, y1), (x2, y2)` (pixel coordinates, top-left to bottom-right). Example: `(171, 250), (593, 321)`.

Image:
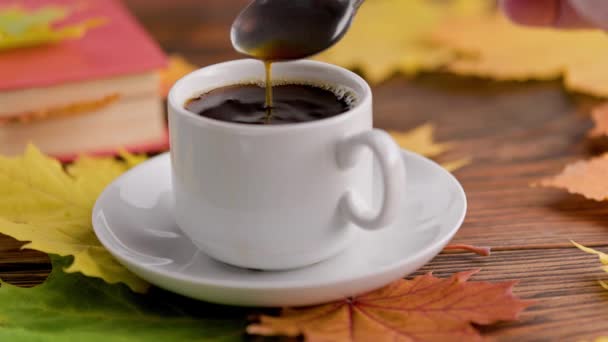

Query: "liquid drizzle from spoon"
(264, 61), (273, 123)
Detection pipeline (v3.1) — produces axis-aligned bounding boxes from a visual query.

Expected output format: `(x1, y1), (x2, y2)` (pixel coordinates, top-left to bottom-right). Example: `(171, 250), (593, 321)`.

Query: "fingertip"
(555, 0), (598, 29)
(500, 0), (558, 27)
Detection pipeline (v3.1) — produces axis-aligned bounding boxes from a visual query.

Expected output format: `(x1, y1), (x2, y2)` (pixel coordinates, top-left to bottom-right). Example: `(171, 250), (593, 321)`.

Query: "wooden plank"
(371, 76), (607, 248)
(416, 248), (608, 341)
(0, 234), (50, 287)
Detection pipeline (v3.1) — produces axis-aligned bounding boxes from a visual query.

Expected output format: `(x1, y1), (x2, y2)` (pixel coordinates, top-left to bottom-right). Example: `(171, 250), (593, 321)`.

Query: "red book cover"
(0, 0), (168, 91)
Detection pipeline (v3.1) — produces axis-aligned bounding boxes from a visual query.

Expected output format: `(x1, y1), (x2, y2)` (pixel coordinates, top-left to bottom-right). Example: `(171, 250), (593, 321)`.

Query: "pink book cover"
(0, 0), (168, 91)
(0, 0), (170, 158)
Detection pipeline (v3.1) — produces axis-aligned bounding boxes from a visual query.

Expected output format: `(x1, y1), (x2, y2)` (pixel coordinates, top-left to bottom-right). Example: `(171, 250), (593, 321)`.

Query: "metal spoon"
(231, 0), (364, 61)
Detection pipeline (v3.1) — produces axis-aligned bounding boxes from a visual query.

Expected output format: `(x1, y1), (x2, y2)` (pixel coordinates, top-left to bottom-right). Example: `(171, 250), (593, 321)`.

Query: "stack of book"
(0, 0), (168, 159)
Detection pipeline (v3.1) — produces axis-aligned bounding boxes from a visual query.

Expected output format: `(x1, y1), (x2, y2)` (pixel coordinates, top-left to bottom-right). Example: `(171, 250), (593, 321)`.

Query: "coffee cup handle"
(337, 129), (405, 230)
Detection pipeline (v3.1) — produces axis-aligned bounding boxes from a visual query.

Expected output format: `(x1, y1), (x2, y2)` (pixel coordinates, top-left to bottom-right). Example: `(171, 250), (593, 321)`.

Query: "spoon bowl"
(231, 0), (363, 61)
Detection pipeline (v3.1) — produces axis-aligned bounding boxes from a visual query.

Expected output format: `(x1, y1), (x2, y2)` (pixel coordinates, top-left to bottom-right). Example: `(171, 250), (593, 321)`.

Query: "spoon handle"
(353, 0), (365, 9)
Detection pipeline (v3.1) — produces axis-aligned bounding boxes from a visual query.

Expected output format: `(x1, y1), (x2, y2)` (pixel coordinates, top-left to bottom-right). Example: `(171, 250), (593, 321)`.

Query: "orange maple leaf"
(537, 154), (608, 201)
(590, 103), (608, 138)
(247, 270), (532, 341)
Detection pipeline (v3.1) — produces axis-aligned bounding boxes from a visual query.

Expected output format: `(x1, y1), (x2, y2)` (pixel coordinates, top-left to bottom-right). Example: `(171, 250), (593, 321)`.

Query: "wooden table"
(2, 0), (608, 340)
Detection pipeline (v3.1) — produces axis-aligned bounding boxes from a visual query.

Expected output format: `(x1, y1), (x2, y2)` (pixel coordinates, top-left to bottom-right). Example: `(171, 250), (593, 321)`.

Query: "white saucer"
(92, 151), (466, 307)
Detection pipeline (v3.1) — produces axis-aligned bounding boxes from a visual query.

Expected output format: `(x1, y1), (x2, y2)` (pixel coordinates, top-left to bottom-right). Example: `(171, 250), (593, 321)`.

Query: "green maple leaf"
(0, 256), (247, 341)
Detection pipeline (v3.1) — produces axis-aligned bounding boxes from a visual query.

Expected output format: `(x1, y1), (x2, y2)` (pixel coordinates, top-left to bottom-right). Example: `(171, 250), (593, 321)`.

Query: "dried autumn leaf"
(316, 0), (490, 84)
(0, 145), (148, 292)
(390, 124), (471, 172)
(434, 13), (608, 97)
(590, 102), (608, 138)
(536, 154), (608, 201)
(160, 55), (198, 97)
(573, 241), (608, 290)
(0, 5), (105, 51)
(248, 270), (532, 341)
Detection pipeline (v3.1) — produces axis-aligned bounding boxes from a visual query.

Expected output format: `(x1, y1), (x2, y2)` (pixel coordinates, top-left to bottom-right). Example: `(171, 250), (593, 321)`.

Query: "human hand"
(500, 0), (608, 30)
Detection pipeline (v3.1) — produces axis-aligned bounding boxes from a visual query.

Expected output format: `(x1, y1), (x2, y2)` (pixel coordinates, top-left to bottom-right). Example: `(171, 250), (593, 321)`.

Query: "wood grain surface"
(1, 0), (608, 340)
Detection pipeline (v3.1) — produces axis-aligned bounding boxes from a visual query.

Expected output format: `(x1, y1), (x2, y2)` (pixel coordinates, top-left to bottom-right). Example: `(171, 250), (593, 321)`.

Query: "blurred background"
(124, 0), (249, 66)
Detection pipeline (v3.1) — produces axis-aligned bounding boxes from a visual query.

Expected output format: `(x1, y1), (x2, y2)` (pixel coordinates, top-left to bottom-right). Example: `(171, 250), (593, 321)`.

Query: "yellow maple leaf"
(573, 241), (608, 290)
(315, 0), (490, 84)
(389, 123), (450, 157)
(389, 124), (471, 172)
(160, 55), (198, 97)
(0, 5), (105, 51)
(441, 157), (472, 172)
(0, 145), (148, 292)
(434, 13), (608, 97)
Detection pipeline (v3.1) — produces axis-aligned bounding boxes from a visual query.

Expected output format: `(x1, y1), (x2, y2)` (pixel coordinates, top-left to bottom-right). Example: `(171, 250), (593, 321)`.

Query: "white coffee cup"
(168, 59), (405, 270)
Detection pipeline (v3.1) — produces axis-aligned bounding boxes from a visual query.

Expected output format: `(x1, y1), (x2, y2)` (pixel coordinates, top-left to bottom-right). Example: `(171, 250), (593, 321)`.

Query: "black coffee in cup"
(184, 83), (356, 125)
